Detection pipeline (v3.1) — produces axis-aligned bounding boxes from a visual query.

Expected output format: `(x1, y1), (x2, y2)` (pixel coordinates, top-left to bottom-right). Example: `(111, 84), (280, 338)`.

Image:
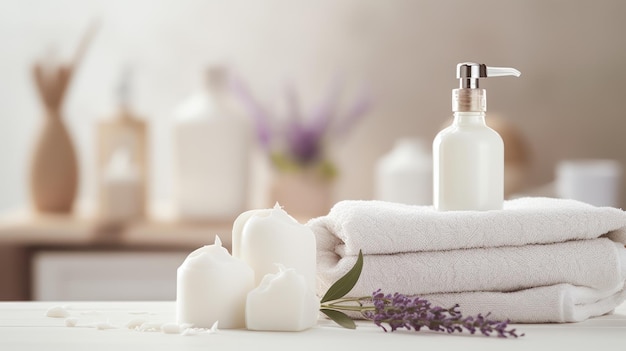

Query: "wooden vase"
(27, 21), (97, 214)
(29, 108), (78, 213)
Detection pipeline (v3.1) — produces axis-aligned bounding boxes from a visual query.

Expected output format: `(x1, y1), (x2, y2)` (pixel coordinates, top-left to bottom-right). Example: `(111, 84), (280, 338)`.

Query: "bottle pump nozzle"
(453, 62), (520, 112)
(457, 62), (521, 88)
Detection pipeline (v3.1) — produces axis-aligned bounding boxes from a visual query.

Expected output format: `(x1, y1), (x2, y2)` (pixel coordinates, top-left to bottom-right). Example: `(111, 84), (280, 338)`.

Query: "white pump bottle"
(433, 62), (520, 211)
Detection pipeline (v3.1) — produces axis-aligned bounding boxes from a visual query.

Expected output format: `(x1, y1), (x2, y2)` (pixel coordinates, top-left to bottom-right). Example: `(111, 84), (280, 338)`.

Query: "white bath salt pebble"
(139, 322), (163, 332)
(65, 318), (79, 327)
(126, 318), (147, 330)
(46, 306), (70, 318)
(96, 321), (117, 330)
(161, 323), (181, 334)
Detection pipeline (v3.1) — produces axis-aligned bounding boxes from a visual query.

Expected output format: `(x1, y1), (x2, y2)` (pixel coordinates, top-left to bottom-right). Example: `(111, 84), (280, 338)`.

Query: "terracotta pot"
(29, 109), (78, 213)
(269, 170), (333, 219)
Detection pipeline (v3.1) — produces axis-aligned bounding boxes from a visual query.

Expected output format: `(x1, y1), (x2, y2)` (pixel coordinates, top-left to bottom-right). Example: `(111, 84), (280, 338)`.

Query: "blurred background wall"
(1, 0), (625, 212)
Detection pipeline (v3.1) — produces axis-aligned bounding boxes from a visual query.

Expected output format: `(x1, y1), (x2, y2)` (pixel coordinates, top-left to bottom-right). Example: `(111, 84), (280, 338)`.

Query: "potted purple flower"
(232, 76), (371, 217)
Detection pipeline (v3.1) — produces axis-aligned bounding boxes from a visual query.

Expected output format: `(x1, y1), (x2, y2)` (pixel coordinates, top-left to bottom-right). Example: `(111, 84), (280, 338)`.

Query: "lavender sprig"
(361, 290), (523, 337)
(319, 251), (523, 338)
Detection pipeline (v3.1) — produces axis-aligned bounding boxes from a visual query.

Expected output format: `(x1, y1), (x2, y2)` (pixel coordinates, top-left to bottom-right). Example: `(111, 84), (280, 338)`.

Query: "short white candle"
(246, 265), (319, 331)
(176, 236), (254, 329)
(232, 204), (317, 290)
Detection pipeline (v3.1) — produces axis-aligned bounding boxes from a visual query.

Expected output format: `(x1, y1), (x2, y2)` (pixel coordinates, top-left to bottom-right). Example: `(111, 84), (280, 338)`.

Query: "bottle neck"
(453, 111), (486, 126)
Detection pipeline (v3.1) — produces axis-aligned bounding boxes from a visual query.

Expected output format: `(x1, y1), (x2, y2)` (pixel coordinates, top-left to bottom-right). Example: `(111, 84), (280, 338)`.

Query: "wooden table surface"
(0, 301), (625, 350)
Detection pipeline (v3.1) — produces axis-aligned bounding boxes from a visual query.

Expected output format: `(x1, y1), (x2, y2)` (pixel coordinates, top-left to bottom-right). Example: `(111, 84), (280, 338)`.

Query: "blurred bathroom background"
(2, 0), (626, 212)
(1, 0), (626, 300)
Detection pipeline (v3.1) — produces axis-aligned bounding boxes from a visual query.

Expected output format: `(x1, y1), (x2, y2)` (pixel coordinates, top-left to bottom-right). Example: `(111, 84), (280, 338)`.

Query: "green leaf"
(320, 250), (363, 303)
(320, 309), (356, 329)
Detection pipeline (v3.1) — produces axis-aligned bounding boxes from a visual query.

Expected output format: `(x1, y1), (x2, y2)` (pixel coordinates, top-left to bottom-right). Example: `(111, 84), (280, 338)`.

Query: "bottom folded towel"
(316, 238), (626, 323)
(335, 283), (626, 323)
(422, 283), (626, 323)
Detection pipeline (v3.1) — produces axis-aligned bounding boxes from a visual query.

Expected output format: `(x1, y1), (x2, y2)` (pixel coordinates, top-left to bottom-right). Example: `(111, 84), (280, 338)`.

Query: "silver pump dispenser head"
(453, 62), (521, 112)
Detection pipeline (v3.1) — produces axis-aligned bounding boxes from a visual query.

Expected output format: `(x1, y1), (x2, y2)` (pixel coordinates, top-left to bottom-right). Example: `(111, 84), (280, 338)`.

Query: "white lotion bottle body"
(433, 112), (504, 211)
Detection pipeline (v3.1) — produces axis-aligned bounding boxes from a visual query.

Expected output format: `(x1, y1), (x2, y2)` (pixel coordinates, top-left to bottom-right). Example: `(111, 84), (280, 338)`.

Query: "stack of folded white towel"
(307, 197), (626, 323)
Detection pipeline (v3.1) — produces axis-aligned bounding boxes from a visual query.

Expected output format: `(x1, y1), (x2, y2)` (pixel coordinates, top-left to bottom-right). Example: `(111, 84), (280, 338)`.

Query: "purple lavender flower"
(231, 74), (371, 171)
(230, 76), (273, 149)
(362, 290), (522, 338)
(319, 251), (522, 338)
(285, 121), (323, 164)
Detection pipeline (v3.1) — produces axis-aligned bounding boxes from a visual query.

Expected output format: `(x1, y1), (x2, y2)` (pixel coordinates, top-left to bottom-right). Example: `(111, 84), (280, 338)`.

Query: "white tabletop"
(1, 301), (625, 350)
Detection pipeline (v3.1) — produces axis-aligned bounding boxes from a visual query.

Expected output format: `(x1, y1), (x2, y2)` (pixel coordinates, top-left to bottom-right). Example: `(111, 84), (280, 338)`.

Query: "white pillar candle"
(246, 265), (319, 331)
(231, 207), (271, 258)
(232, 204), (317, 290)
(176, 236), (254, 329)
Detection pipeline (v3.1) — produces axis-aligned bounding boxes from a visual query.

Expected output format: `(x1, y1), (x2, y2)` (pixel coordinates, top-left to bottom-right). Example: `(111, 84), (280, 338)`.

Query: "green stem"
(323, 296), (371, 305)
(320, 296), (377, 313)
(321, 305), (375, 312)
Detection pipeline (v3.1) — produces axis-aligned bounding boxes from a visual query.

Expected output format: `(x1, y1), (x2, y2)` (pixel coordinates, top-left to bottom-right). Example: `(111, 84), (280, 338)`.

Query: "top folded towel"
(308, 197), (626, 256)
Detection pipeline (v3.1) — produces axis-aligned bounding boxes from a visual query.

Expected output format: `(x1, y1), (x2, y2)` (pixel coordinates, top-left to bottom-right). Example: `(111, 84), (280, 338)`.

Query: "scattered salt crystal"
(138, 322), (163, 332)
(161, 323), (181, 334)
(47, 307), (216, 336)
(96, 321), (117, 330)
(181, 328), (199, 336)
(126, 318), (147, 330)
(209, 320), (219, 334)
(180, 321), (219, 336)
(46, 306), (70, 318)
(65, 318), (79, 327)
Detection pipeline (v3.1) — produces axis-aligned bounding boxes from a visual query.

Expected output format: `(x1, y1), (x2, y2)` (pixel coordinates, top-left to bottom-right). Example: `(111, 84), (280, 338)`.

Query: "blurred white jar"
(556, 159), (622, 207)
(376, 138), (432, 205)
(173, 66), (251, 221)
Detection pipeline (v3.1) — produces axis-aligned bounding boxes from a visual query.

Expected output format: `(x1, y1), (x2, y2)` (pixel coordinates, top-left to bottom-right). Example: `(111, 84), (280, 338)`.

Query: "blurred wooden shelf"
(0, 208), (235, 301)
(0, 208), (232, 250)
